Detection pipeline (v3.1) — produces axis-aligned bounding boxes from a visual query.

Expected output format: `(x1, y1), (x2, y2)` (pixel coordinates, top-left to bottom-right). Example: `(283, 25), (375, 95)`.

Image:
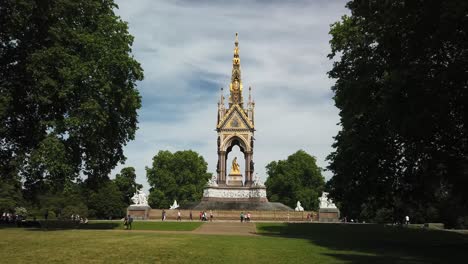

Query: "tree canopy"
(326, 0), (468, 227)
(146, 150), (211, 209)
(265, 150), (325, 210)
(0, 0), (143, 201)
(114, 167), (143, 205)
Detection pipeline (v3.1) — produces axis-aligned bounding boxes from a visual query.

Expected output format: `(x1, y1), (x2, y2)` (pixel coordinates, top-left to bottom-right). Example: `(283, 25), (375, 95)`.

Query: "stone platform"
(192, 201), (292, 211)
(127, 205), (151, 220)
(193, 185), (291, 211)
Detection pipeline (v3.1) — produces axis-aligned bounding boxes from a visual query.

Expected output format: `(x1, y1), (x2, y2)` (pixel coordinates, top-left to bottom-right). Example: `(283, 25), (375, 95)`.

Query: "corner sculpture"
(127, 189), (151, 220)
(295, 201), (304, 212)
(169, 200), (179, 210)
(131, 189), (148, 206)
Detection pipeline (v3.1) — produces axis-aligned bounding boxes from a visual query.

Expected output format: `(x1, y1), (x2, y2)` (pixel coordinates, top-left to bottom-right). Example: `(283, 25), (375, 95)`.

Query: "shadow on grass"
(257, 223), (468, 263)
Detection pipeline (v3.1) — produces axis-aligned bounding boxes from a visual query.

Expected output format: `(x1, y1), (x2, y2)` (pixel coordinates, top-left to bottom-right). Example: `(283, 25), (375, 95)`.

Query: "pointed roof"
(217, 104), (254, 130)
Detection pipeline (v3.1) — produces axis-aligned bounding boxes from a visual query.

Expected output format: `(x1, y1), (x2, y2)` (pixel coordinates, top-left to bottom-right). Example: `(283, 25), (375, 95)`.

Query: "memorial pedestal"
(227, 173), (243, 186)
(127, 205), (151, 220)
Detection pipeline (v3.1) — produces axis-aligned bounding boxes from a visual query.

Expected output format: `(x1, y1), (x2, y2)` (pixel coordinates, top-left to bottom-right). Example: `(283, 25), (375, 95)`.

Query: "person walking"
(189, 211), (193, 221)
(128, 215), (133, 230)
(240, 212), (244, 223)
(123, 216), (128, 230)
(210, 210), (213, 222)
(177, 210), (181, 221)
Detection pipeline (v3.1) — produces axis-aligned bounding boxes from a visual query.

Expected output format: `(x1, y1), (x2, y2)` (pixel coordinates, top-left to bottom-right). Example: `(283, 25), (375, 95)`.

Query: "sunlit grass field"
(0, 222), (466, 263)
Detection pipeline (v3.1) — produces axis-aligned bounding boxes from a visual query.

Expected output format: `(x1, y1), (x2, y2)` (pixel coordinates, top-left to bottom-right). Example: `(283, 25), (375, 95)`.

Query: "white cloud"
(112, 0), (348, 191)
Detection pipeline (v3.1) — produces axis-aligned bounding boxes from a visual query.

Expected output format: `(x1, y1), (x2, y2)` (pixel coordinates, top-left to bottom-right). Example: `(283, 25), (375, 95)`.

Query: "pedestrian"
(189, 210), (193, 221)
(123, 216), (128, 229)
(162, 210), (166, 221)
(247, 212), (251, 222)
(177, 210), (181, 221)
(210, 210), (213, 222)
(128, 215), (133, 230)
(199, 211), (202, 221)
(405, 215), (410, 225)
(240, 212), (244, 223)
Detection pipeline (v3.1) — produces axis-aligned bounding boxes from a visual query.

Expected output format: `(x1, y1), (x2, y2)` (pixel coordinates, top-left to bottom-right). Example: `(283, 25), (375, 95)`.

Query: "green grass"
(85, 220), (203, 231)
(0, 223), (466, 263)
(256, 223), (468, 263)
(18, 220), (203, 231)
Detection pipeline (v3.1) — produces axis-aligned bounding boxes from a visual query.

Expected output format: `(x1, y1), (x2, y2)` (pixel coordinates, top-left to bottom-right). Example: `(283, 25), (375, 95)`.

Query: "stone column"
(244, 152), (252, 186)
(218, 151), (226, 185)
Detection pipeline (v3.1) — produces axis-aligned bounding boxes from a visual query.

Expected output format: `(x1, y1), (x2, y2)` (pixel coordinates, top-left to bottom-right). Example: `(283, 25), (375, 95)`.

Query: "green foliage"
(0, 0), (143, 204)
(114, 167), (142, 205)
(146, 150), (211, 208)
(327, 0), (468, 227)
(87, 180), (125, 219)
(265, 150), (325, 210)
(0, 179), (23, 212)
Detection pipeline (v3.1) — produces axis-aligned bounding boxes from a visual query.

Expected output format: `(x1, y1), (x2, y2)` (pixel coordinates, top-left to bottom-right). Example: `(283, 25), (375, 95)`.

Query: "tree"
(327, 0), (468, 226)
(0, 0), (143, 198)
(87, 180), (125, 219)
(0, 178), (23, 213)
(146, 150), (211, 209)
(114, 167), (142, 205)
(265, 150), (325, 210)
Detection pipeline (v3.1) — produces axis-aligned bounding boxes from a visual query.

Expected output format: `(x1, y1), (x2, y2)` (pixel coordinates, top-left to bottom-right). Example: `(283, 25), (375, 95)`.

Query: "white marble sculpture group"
(131, 189), (148, 206)
(295, 201), (304, 211)
(319, 192), (337, 209)
(169, 200), (179, 210)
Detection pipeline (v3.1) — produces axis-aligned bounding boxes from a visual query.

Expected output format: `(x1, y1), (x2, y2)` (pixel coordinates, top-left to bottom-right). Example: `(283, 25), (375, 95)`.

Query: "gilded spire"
(229, 32), (243, 108)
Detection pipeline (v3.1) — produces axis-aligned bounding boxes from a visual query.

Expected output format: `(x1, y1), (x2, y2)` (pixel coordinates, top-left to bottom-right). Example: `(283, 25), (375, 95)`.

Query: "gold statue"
(230, 157), (241, 174)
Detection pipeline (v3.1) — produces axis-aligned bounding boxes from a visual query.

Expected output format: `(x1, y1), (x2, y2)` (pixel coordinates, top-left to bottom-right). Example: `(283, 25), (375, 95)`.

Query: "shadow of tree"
(257, 223), (468, 263)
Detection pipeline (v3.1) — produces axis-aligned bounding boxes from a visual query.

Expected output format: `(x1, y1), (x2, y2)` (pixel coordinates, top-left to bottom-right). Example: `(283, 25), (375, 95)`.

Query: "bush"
(374, 208), (394, 224)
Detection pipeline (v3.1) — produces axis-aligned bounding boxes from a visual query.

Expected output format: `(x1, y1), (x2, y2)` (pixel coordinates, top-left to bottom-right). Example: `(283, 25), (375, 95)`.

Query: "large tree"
(114, 167), (142, 205)
(146, 150), (211, 209)
(265, 150), (325, 210)
(327, 0), (468, 227)
(0, 0), (143, 198)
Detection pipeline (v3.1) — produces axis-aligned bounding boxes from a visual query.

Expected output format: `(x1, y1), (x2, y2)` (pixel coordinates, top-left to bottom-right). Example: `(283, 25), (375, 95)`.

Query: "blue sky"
(112, 0), (349, 190)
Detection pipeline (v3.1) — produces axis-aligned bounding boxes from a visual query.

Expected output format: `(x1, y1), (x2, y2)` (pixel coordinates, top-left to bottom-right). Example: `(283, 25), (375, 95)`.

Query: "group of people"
(159, 210), (215, 222)
(1, 212), (19, 224)
(199, 210), (213, 221)
(71, 214), (88, 224)
(123, 215), (133, 229)
(240, 212), (251, 222)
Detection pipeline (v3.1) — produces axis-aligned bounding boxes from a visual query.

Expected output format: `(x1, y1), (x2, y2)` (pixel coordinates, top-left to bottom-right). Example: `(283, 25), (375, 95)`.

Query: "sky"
(111, 0), (349, 191)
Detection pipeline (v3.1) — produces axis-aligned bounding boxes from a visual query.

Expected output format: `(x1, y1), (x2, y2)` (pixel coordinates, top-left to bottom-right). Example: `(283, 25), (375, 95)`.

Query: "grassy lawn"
(256, 223), (468, 263)
(84, 220), (203, 231)
(0, 223), (466, 263)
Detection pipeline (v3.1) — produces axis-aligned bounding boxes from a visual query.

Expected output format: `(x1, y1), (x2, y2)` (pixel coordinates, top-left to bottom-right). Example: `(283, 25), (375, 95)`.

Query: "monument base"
(318, 208), (340, 222)
(127, 205), (151, 220)
(193, 186), (292, 211)
(227, 173), (243, 186)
